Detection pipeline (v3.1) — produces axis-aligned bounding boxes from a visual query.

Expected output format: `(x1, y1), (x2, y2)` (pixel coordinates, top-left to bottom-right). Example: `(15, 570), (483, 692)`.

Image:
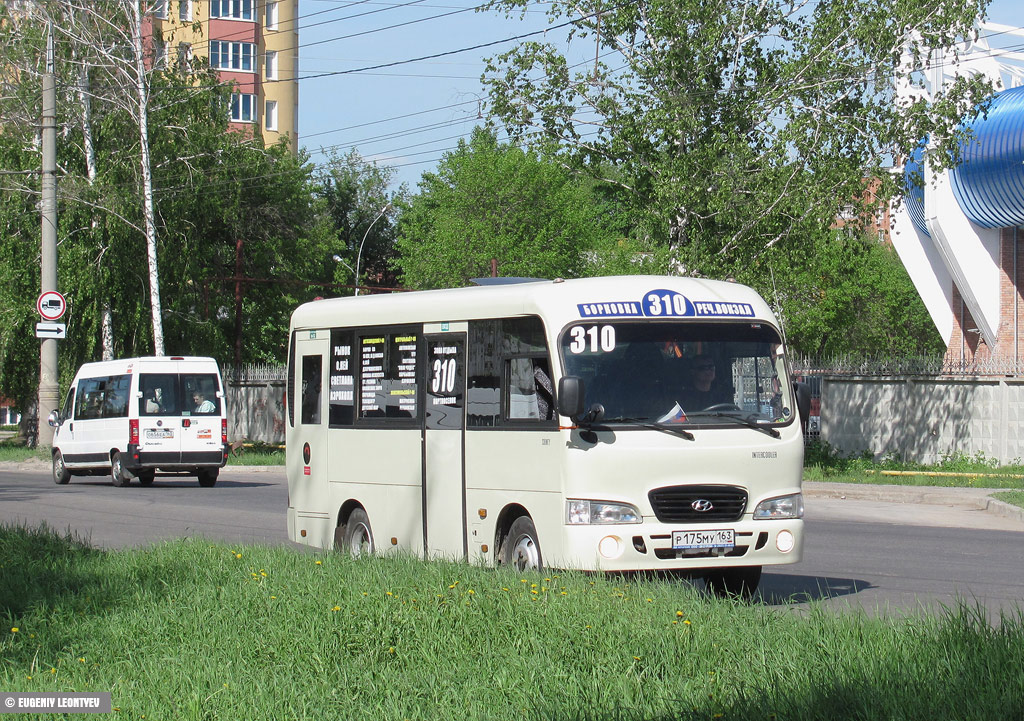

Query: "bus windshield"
(559, 321), (793, 428)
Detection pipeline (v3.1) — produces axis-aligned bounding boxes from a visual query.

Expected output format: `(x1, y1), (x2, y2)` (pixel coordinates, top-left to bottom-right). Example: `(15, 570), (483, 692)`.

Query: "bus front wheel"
(501, 516), (543, 572)
(344, 509), (375, 558)
(52, 450), (71, 485)
(705, 566), (762, 599)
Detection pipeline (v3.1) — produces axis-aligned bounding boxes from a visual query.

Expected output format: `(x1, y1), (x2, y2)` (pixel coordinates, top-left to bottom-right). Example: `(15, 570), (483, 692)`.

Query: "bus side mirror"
(557, 376), (585, 420)
(792, 381), (811, 431)
(47, 409), (59, 428)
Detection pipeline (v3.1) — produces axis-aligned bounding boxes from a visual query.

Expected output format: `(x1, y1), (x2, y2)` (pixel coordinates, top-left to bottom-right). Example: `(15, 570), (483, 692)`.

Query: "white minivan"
(48, 356), (229, 487)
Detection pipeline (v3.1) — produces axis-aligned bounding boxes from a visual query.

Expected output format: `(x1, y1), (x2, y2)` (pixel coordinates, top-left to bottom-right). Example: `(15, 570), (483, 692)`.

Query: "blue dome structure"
(950, 84), (1024, 228)
(903, 141), (929, 237)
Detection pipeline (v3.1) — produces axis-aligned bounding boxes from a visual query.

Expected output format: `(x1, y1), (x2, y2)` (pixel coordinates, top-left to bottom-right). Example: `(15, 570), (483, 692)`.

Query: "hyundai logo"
(691, 499), (714, 513)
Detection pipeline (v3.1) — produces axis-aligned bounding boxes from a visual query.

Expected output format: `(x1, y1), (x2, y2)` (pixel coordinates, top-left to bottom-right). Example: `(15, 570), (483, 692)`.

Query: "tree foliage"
(395, 127), (618, 288)
(0, 3), (331, 413)
(316, 149), (405, 291)
(748, 230), (944, 357)
(482, 0), (994, 278)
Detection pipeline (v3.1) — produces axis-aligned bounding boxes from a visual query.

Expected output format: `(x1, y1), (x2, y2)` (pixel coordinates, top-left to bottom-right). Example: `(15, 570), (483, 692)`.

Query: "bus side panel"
(464, 429), (565, 564)
(328, 428), (424, 556)
(332, 482), (423, 555)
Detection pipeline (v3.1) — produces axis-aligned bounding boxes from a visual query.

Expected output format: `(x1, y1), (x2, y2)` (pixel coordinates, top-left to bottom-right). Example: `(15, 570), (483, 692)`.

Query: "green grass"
(994, 490), (1024, 508)
(803, 440), (1024, 489)
(1, 524), (1022, 720)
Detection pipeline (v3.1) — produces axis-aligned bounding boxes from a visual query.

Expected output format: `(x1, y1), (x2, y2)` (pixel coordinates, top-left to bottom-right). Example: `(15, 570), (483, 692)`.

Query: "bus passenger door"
(423, 334), (467, 560)
(292, 333), (330, 545)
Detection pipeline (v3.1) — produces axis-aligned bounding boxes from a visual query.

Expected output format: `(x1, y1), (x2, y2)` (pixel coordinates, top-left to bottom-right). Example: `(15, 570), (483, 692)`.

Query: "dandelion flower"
(315, 560), (323, 566)
(633, 656), (641, 661)
(676, 610), (684, 617)
(10, 627), (17, 633)
(332, 606), (341, 612)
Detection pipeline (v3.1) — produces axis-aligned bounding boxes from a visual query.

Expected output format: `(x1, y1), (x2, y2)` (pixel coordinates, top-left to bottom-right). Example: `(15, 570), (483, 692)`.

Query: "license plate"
(146, 428), (174, 439)
(672, 529), (735, 550)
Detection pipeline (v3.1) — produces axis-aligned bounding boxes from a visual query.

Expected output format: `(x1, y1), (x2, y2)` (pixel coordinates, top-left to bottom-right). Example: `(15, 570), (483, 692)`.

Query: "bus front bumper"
(559, 518), (804, 573)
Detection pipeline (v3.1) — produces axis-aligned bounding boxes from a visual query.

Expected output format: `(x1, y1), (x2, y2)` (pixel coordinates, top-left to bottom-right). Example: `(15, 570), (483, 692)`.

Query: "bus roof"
(289, 275), (780, 335)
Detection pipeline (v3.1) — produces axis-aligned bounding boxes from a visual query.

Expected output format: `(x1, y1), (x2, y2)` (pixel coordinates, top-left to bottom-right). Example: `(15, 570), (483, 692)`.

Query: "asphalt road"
(2, 461), (1023, 618)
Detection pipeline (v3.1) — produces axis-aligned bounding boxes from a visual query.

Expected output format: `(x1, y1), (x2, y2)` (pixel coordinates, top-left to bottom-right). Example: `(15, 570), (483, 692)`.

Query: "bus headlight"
(753, 493), (804, 520)
(567, 500), (642, 525)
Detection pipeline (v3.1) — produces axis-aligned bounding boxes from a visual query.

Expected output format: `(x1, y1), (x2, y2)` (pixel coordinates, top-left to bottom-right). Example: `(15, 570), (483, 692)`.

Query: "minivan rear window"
(139, 373), (221, 416)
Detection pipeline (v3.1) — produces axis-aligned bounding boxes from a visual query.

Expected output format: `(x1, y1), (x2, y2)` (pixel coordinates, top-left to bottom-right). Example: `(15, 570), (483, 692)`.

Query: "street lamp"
(354, 202), (391, 296)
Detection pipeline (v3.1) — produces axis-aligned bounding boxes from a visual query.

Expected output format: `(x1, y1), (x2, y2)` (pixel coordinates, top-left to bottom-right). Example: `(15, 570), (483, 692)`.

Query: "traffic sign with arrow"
(36, 322), (66, 339)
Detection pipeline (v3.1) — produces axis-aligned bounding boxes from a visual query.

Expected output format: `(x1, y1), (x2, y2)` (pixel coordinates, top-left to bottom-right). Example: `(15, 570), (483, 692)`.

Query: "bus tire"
(52, 450), (71, 485)
(344, 508), (374, 558)
(501, 516), (543, 572)
(197, 469), (218, 487)
(110, 452), (131, 487)
(705, 566), (762, 599)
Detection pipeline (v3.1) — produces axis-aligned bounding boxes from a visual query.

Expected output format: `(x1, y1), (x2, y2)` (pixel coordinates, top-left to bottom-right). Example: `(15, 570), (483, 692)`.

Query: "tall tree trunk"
(130, 0), (164, 355)
(76, 52), (115, 361)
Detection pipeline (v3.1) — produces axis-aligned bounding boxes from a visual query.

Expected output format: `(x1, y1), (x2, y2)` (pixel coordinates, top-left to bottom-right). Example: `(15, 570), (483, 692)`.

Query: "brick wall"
(945, 227), (1024, 369)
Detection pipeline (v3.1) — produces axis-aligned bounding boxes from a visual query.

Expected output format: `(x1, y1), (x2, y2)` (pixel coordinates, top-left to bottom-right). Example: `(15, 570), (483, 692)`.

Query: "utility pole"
(37, 27), (58, 448)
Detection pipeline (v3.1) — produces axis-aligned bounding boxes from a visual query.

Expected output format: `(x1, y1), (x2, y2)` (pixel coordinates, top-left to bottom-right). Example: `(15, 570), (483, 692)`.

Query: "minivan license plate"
(146, 428), (174, 439)
(672, 529), (734, 550)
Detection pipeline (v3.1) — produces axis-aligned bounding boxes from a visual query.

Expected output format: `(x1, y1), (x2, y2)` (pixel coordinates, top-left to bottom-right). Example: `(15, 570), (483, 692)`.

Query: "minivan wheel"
(110, 452), (131, 487)
(137, 470), (155, 486)
(197, 469), (218, 487)
(52, 450), (71, 485)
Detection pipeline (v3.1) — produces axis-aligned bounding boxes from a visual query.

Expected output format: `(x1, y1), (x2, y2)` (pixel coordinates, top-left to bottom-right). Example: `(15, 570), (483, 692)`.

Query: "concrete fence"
(821, 375), (1024, 464)
(224, 366), (286, 445)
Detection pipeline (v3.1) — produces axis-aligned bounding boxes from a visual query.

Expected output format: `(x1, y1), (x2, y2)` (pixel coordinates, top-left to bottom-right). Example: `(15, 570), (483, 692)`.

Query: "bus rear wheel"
(110, 452), (131, 487)
(705, 566), (762, 599)
(344, 509), (374, 558)
(501, 516), (543, 572)
(197, 469), (218, 487)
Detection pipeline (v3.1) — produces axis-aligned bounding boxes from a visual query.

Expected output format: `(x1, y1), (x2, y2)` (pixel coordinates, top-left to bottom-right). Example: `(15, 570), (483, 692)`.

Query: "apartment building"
(150, 0), (298, 150)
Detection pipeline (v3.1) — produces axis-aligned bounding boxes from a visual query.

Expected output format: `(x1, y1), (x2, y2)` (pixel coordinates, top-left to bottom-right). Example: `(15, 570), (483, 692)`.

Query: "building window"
(210, 41), (256, 72)
(153, 0), (168, 19)
(265, 100), (278, 131)
(178, 0), (191, 21)
(266, 1), (278, 29)
(265, 50), (277, 80)
(231, 93), (256, 123)
(211, 0), (253, 20)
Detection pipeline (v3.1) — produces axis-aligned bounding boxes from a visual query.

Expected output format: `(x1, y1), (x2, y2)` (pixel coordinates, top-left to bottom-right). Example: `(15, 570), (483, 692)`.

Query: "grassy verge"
(2, 523), (1023, 720)
(803, 441), (1024, 488)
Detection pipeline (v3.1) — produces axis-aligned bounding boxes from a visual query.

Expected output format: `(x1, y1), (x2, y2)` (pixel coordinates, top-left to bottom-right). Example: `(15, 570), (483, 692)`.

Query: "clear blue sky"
(296, 0), (1024, 192)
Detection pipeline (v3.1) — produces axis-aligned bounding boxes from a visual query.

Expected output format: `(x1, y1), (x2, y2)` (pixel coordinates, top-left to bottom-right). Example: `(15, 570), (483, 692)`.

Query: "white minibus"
(49, 356), (228, 487)
(285, 276), (805, 595)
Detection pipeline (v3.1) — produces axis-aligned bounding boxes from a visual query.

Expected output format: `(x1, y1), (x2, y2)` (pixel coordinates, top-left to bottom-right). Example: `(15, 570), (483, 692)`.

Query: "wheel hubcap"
(511, 535), (539, 571)
(351, 524), (372, 558)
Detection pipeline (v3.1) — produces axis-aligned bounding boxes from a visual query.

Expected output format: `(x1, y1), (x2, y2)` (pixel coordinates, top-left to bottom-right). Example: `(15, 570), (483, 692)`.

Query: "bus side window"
(59, 387), (75, 422)
(301, 355), (323, 425)
(469, 316), (553, 427)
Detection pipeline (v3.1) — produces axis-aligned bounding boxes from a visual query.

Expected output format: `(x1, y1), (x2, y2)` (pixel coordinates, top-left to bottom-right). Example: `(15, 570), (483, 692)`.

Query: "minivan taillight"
(221, 418), (228, 444)
(129, 419), (139, 445)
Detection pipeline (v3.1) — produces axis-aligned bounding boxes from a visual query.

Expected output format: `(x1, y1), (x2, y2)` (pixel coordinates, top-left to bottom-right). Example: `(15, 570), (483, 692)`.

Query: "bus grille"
(648, 485), (747, 523)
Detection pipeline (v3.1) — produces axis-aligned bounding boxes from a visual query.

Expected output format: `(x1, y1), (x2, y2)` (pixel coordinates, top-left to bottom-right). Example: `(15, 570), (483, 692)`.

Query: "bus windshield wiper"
(688, 411), (781, 438)
(602, 417), (695, 441)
